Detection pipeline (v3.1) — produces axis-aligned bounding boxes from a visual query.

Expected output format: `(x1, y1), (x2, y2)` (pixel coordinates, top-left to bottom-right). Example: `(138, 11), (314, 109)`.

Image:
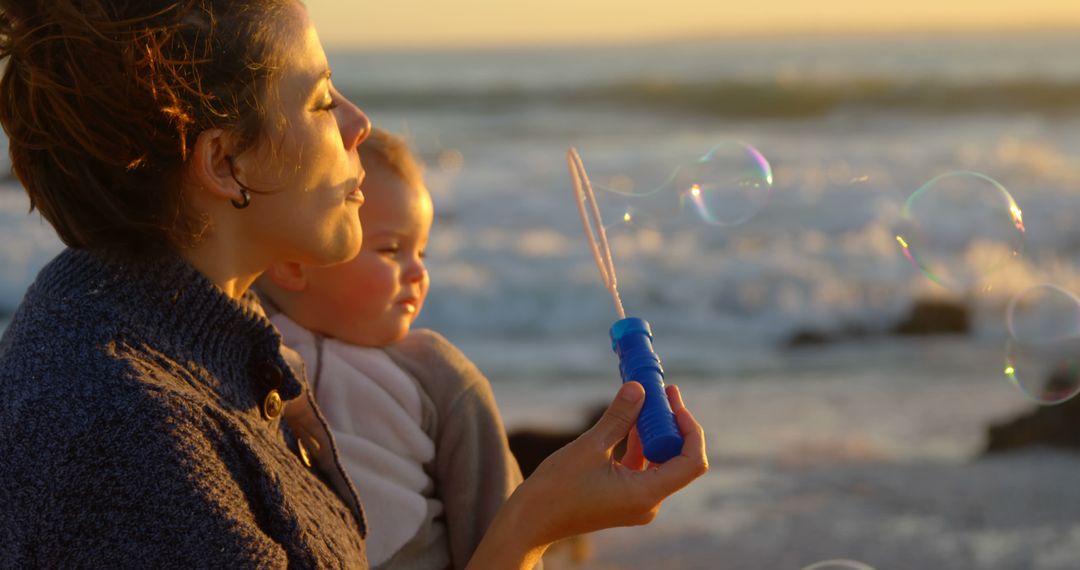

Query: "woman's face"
(234, 3), (371, 268)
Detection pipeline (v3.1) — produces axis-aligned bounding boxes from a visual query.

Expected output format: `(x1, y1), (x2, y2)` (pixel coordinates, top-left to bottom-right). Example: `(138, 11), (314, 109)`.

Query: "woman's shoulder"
(0, 340), (297, 569)
(0, 331), (210, 442)
(1, 273), (178, 420)
(0, 279), (228, 450)
(0, 351), (229, 524)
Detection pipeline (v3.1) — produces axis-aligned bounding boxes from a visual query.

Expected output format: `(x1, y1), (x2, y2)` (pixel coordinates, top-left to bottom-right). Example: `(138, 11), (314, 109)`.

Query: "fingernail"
(619, 382), (644, 403)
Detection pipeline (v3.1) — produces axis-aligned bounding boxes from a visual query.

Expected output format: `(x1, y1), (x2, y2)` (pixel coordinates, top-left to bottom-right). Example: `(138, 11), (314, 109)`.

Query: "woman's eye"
(315, 96), (338, 112)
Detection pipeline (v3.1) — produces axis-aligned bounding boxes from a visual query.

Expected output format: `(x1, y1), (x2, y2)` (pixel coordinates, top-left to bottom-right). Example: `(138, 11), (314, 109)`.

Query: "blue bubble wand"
(567, 148), (684, 463)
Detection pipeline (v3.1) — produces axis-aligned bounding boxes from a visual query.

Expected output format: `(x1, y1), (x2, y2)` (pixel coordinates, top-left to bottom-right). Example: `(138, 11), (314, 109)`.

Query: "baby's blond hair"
(359, 128), (425, 188)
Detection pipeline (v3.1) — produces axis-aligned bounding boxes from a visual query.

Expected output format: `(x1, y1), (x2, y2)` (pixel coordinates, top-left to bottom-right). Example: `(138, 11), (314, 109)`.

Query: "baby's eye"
(377, 245), (399, 255)
(418, 249), (427, 259)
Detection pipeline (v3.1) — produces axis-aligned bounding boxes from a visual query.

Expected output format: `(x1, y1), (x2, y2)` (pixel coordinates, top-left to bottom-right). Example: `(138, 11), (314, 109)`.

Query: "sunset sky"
(308, 1), (1080, 48)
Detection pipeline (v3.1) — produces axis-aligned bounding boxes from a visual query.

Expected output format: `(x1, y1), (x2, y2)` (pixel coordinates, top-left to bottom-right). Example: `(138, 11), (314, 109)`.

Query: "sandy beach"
(485, 337), (1080, 570)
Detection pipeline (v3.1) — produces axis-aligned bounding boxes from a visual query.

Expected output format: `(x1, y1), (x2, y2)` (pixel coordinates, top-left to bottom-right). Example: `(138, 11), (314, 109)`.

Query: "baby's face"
(302, 165), (433, 346)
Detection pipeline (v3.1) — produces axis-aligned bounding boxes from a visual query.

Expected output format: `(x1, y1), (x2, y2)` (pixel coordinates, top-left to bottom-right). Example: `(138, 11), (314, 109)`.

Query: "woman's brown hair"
(0, 0), (296, 250)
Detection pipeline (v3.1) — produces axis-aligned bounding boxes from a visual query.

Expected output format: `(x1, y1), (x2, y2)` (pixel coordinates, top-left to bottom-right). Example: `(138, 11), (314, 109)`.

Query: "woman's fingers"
(589, 381), (646, 451)
(665, 384), (703, 460)
(610, 384), (685, 471)
(645, 397), (709, 496)
(620, 426), (646, 470)
(500, 381), (709, 548)
(674, 402), (706, 463)
(666, 383), (685, 413)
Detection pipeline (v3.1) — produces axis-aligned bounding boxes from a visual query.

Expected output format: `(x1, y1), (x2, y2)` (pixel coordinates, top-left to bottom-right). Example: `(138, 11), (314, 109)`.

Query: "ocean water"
(4, 31), (1080, 569)
(4, 30), (1080, 378)
(493, 339), (1080, 570)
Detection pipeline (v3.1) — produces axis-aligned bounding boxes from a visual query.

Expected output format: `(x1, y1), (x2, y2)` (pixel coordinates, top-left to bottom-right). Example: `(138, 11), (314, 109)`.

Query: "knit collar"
(35, 247), (303, 403)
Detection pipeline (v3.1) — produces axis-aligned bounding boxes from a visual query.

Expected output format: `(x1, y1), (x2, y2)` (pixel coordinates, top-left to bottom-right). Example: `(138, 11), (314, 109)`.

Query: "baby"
(259, 129), (525, 570)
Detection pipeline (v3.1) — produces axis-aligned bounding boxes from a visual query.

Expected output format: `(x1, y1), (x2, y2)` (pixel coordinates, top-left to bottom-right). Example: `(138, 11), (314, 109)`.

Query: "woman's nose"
(333, 88), (371, 150)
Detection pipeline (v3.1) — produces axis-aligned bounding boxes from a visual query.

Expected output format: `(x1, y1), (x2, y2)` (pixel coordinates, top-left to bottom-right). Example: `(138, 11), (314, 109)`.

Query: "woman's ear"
(265, 261), (309, 292)
(189, 128), (244, 205)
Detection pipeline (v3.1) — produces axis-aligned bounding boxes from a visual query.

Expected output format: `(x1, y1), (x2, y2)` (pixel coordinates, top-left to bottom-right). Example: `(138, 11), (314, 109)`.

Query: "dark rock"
(892, 298), (970, 336)
(507, 404), (622, 477)
(786, 330), (834, 348)
(506, 405), (614, 567)
(507, 429), (576, 477)
(784, 324), (871, 349)
(984, 371), (1080, 455)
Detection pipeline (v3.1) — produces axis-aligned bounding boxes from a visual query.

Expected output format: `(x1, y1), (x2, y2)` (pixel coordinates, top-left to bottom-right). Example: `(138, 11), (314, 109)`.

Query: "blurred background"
(6, 2), (1080, 568)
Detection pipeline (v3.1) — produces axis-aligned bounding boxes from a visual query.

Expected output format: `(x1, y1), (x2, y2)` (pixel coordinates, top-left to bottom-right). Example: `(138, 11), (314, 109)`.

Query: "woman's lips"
(347, 167), (366, 203)
(346, 186), (365, 204)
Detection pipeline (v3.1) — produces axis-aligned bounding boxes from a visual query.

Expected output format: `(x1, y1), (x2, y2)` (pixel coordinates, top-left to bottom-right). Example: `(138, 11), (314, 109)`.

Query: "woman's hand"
(524, 381), (708, 539)
(468, 381), (708, 569)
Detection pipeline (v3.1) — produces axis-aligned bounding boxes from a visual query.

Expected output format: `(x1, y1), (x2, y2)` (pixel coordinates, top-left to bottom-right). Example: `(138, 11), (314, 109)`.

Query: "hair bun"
(0, 0), (295, 250)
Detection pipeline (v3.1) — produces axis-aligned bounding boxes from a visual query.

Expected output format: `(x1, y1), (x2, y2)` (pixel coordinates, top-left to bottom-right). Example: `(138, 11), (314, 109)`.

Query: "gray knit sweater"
(0, 248), (369, 569)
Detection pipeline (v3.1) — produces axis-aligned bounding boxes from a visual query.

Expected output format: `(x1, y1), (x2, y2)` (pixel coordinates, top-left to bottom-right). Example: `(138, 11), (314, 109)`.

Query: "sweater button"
(262, 389), (283, 420)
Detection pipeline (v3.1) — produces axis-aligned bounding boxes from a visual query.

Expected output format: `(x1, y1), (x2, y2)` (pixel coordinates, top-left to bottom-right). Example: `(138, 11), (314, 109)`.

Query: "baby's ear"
(265, 261), (308, 292)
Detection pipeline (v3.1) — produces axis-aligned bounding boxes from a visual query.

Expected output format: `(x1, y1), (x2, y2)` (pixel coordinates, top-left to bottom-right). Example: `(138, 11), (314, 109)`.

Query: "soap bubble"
(594, 141), (774, 232)
(593, 172), (680, 232)
(1005, 283), (1080, 405)
(895, 171), (1024, 293)
(800, 560), (877, 570)
(671, 141), (774, 227)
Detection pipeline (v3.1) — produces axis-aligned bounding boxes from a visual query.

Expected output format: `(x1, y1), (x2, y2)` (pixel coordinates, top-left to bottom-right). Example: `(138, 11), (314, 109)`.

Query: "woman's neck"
(178, 226), (268, 301)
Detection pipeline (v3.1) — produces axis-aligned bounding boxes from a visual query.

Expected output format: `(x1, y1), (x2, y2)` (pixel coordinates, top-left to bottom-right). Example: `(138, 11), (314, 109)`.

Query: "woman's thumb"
(591, 381), (646, 450)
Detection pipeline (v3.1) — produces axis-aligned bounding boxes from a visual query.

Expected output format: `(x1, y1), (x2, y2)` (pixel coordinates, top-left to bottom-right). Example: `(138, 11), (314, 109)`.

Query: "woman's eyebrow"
(304, 69), (332, 100)
(308, 69), (332, 94)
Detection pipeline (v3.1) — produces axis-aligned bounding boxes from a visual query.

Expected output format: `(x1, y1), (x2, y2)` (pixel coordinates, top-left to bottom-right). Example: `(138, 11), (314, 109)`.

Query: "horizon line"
(323, 21), (1080, 52)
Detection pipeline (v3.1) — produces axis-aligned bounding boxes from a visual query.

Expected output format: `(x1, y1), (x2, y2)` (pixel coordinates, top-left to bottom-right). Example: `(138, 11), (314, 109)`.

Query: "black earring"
(231, 188), (251, 210)
(227, 156), (252, 209)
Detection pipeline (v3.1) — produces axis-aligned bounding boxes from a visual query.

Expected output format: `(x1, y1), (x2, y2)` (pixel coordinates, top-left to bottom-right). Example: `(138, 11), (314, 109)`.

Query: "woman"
(0, 1), (708, 568)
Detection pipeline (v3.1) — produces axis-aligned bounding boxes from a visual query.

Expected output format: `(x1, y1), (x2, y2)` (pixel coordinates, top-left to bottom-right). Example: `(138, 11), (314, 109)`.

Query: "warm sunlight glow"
(309, 0), (1080, 48)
